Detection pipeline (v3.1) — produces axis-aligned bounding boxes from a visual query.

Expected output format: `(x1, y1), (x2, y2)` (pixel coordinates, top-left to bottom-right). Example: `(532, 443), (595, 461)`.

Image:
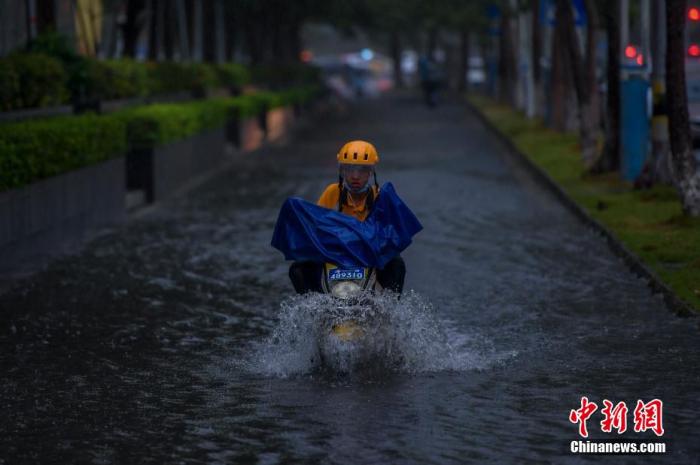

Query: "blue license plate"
(329, 268), (365, 281)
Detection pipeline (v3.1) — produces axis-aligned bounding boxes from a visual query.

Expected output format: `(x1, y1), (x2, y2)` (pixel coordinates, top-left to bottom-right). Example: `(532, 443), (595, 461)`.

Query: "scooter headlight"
(331, 281), (362, 299)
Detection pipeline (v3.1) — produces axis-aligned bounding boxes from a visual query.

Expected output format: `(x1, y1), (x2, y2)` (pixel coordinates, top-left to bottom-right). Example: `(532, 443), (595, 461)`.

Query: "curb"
(465, 98), (697, 318)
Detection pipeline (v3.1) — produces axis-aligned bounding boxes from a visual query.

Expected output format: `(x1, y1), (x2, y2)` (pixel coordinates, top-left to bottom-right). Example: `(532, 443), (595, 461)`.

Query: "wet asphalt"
(1, 91), (699, 464)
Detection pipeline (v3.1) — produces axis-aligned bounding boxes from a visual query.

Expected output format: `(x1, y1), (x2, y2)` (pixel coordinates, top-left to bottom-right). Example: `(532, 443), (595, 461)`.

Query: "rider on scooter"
(289, 140), (406, 295)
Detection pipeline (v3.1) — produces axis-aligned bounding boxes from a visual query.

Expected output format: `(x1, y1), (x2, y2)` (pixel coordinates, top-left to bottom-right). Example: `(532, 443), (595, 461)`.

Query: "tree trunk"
(224, 2), (236, 62)
(593, 0), (621, 172)
(391, 31), (404, 89)
(666, 0), (700, 215)
(288, 20), (302, 63)
(558, 0), (600, 167)
(270, 8), (283, 63)
(175, 0), (190, 61)
(498, 11), (517, 106)
(531, 0), (543, 116)
(123, 0), (147, 58)
(36, 0), (55, 34)
(549, 2), (568, 130)
(163, 0), (174, 60)
(427, 27), (438, 59)
(242, 3), (267, 65)
(203, 0), (216, 63)
(458, 28), (469, 92)
(214, 0), (225, 63)
(639, 0), (673, 185)
(147, 0), (158, 60)
(188, 0), (203, 62)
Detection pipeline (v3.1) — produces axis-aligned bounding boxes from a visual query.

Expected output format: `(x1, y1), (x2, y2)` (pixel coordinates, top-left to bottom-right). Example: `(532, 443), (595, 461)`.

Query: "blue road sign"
(541, 0), (587, 27)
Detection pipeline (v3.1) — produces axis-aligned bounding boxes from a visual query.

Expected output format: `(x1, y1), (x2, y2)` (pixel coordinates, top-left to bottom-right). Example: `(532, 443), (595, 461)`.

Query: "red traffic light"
(624, 45), (638, 59)
(689, 44), (700, 57)
(689, 7), (700, 21)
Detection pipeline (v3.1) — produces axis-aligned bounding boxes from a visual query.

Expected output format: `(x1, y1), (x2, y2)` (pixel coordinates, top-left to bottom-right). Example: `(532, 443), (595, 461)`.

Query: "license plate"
(329, 268), (365, 281)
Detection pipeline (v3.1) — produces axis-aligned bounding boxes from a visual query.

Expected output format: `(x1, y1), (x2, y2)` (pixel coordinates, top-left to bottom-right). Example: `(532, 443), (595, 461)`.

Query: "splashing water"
(243, 291), (515, 377)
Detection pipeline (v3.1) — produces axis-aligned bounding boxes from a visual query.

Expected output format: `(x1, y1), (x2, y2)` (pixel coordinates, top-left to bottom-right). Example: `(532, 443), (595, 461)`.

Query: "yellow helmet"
(336, 140), (379, 165)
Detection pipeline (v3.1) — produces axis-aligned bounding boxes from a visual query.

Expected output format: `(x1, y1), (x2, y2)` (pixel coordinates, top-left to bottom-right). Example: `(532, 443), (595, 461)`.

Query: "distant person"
(418, 55), (442, 107)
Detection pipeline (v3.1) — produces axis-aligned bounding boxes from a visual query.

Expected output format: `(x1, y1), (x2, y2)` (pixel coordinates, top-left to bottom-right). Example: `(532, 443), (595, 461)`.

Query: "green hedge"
(215, 63), (251, 91)
(0, 53), (68, 110)
(0, 114), (127, 191)
(0, 60), (20, 110)
(247, 85), (321, 111)
(93, 59), (151, 100)
(0, 87), (320, 191)
(250, 64), (321, 89)
(114, 98), (232, 149)
(145, 61), (220, 96)
(0, 35), (320, 111)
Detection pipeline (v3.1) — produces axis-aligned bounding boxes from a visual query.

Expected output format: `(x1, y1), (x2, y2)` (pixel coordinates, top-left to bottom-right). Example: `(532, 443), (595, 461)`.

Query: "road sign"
(541, 0), (587, 27)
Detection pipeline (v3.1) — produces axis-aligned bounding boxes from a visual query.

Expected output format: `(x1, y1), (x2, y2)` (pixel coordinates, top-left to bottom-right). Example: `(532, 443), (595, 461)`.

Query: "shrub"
(1, 53), (68, 109)
(114, 99), (231, 149)
(247, 86), (320, 110)
(26, 31), (92, 105)
(145, 61), (189, 95)
(250, 64), (321, 89)
(216, 63), (251, 92)
(0, 61), (20, 111)
(145, 62), (221, 96)
(94, 59), (150, 100)
(189, 63), (219, 96)
(227, 94), (267, 118)
(0, 114), (127, 191)
(0, 86), (320, 191)
(26, 31), (77, 63)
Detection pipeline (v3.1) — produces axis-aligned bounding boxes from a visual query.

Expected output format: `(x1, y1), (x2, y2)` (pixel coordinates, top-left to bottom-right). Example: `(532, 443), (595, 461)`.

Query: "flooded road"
(1, 93), (699, 464)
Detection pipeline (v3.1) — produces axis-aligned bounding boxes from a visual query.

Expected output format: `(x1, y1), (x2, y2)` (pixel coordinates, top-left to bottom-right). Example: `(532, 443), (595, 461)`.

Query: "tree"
(666, 0), (700, 215)
(558, 0), (601, 167)
(122, 0), (147, 58)
(531, 0), (543, 115)
(549, 0), (573, 131)
(443, 0), (489, 92)
(592, 1), (621, 172)
(498, 4), (518, 106)
(361, 0), (422, 88)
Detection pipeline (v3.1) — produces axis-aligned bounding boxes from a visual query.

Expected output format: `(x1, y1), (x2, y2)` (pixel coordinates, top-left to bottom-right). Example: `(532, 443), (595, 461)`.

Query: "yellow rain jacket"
(317, 183), (379, 222)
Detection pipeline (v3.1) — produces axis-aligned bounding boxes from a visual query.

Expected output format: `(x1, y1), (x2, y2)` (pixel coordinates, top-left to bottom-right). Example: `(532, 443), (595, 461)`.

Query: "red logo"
(633, 399), (665, 437)
(600, 400), (628, 434)
(570, 397), (664, 438)
(569, 397), (598, 438)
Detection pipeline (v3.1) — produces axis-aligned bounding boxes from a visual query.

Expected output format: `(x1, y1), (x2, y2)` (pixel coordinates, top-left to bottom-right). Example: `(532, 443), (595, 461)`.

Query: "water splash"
(243, 291), (516, 377)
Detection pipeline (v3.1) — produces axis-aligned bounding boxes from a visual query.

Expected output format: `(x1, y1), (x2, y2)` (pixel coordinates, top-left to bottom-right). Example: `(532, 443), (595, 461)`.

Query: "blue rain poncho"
(271, 183), (422, 269)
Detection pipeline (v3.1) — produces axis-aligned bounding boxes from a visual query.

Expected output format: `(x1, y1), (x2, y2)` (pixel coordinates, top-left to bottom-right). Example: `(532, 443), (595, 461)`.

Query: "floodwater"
(1, 94), (699, 464)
